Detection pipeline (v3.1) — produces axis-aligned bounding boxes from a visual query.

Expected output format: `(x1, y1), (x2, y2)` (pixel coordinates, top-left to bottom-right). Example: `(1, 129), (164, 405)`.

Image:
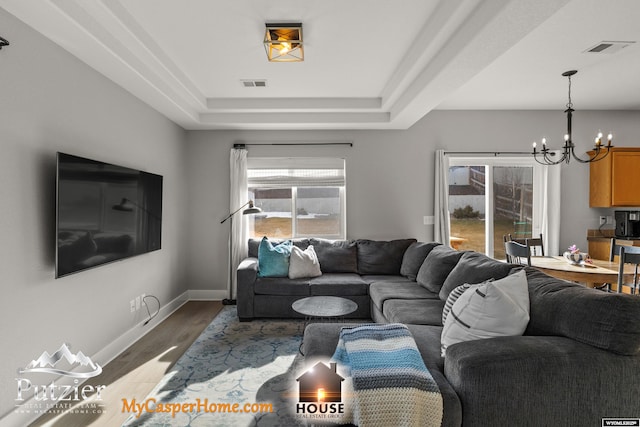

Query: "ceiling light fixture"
(532, 70), (613, 165)
(264, 23), (303, 62)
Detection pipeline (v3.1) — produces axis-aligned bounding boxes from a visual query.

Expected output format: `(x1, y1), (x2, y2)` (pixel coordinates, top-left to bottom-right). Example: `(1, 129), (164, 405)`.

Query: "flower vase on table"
(563, 245), (589, 265)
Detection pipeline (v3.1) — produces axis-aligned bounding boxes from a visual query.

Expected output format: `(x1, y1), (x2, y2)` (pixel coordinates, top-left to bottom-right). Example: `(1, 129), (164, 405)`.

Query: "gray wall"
(0, 9), (187, 418)
(185, 110), (640, 292)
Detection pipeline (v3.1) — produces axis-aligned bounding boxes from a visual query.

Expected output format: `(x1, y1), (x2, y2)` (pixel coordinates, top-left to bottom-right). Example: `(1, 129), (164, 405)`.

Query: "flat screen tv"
(56, 153), (163, 278)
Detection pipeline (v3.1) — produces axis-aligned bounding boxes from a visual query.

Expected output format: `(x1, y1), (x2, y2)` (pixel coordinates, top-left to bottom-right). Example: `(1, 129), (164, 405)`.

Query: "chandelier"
(532, 70), (613, 165)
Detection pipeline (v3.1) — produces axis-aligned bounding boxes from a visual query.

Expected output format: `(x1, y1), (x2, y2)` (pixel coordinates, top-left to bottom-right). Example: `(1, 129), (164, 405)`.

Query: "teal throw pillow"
(258, 237), (293, 277)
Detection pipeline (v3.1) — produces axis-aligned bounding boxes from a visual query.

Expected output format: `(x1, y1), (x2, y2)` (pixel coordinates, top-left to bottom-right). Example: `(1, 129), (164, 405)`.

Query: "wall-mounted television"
(56, 153), (163, 278)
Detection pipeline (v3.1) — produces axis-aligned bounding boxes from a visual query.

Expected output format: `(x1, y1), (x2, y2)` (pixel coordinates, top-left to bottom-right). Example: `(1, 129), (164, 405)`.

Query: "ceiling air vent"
(241, 79), (267, 88)
(584, 41), (635, 54)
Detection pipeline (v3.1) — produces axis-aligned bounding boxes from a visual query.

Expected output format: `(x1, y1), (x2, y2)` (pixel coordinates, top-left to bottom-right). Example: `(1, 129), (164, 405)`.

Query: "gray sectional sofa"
(236, 237), (417, 321)
(236, 238), (640, 426)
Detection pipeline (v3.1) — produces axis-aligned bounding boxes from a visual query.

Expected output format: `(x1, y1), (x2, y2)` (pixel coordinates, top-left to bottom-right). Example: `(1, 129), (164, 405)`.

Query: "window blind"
(247, 157), (345, 188)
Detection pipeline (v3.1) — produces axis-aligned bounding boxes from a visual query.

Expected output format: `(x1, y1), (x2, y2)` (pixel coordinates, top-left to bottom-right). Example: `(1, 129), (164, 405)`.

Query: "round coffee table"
(293, 296), (358, 356)
(292, 296), (358, 320)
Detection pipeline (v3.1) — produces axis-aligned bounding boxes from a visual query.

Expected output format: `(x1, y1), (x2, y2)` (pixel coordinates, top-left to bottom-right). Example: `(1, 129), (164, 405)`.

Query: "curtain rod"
(444, 151), (532, 156)
(234, 142), (352, 148)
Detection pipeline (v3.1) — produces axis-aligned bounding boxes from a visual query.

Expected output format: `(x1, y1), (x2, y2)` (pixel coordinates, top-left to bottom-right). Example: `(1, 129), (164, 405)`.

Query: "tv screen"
(56, 153), (163, 278)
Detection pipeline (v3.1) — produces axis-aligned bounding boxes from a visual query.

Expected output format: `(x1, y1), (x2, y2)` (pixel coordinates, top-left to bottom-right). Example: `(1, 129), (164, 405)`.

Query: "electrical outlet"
(135, 296), (141, 311)
(606, 215), (613, 225)
(599, 216), (607, 225)
(130, 299), (136, 313)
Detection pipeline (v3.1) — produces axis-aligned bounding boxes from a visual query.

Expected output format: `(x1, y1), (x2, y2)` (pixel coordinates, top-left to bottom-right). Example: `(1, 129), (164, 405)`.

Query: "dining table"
(529, 255), (635, 289)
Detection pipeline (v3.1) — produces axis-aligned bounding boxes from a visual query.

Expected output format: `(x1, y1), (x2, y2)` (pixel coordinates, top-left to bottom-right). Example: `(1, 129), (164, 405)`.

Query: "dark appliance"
(56, 153), (163, 278)
(615, 210), (640, 239)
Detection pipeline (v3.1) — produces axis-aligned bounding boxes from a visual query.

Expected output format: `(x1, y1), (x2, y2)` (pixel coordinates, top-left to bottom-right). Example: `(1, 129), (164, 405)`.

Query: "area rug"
(122, 306), (308, 426)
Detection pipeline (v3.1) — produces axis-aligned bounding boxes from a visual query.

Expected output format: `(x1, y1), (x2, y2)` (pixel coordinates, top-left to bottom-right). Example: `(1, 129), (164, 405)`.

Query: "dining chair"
(599, 238), (631, 292)
(507, 233), (545, 257)
(504, 240), (532, 266)
(609, 237), (628, 261)
(616, 245), (640, 294)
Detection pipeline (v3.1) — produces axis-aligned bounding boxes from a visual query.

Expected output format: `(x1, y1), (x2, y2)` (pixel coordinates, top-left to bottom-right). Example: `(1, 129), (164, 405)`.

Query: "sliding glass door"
(448, 157), (541, 259)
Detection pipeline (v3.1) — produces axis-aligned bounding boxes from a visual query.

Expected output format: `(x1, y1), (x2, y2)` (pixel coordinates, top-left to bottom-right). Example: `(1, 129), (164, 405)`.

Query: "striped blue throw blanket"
(331, 323), (443, 427)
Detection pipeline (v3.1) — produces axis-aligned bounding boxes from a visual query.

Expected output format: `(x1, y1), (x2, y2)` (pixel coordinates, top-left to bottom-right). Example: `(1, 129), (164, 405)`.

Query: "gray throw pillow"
(400, 242), (441, 280)
(310, 238), (358, 273)
(356, 239), (416, 275)
(416, 245), (464, 293)
(439, 251), (516, 300)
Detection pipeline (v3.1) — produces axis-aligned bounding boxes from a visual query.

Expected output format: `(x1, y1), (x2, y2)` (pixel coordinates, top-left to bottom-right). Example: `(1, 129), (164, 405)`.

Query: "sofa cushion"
(369, 281), (440, 313)
(441, 269), (530, 356)
(310, 238), (358, 273)
(439, 251), (516, 301)
(400, 242), (441, 280)
(257, 237), (292, 278)
(416, 245), (464, 293)
(356, 238), (416, 275)
(524, 267), (640, 355)
(383, 298), (446, 325)
(361, 275), (411, 284)
(309, 274), (368, 296)
(254, 277), (310, 296)
(288, 245), (322, 279)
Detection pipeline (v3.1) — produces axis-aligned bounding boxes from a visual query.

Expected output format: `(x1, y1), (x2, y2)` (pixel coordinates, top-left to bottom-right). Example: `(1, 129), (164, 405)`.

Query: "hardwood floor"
(29, 300), (223, 427)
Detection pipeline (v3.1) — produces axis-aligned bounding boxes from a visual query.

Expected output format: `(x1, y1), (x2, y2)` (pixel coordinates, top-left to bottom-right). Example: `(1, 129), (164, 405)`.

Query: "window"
(247, 158), (346, 239)
(448, 157), (544, 259)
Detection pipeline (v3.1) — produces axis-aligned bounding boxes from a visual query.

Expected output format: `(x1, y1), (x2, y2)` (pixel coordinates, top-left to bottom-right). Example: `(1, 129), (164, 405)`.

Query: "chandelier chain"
(566, 74), (573, 109)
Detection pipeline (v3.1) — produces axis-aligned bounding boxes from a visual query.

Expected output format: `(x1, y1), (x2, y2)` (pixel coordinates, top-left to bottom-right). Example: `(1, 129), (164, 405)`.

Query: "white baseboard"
(2, 290), (213, 427)
(94, 290), (190, 367)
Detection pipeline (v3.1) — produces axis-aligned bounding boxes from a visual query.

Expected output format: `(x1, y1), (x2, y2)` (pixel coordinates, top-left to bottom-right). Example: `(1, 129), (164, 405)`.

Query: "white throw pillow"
(288, 245), (322, 279)
(442, 282), (477, 326)
(441, 269), (530, 357)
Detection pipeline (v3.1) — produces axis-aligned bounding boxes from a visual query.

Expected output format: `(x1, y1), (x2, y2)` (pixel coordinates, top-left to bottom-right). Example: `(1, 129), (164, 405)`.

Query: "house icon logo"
(296, 361), (343, 402)
(19, 343), (102, 378)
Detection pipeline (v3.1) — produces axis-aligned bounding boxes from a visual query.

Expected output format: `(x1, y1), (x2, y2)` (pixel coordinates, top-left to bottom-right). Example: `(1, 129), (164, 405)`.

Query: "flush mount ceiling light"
(264, 23), (303, 62)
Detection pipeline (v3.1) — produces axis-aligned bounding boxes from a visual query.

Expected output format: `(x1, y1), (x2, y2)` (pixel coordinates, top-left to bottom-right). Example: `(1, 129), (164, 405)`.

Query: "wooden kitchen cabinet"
(589, 147), (640, 207)
(588, 235), (640, 260)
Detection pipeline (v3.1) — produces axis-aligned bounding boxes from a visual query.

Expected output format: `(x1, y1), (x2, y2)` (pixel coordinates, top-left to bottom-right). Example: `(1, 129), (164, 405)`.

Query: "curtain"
(434, 149), (451, 245)
(539, 160), (561, 255)
(229, 148), (248, 300)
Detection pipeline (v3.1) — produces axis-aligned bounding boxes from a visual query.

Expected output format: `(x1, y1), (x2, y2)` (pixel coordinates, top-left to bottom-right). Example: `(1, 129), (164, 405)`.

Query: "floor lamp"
(220, 200), (261, 305)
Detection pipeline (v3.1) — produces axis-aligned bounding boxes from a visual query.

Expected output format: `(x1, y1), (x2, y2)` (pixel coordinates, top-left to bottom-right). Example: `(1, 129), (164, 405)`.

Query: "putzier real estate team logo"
(16, 343), (106, 405)
(294, 361), (345, 419)
(19, 343), (102, 378)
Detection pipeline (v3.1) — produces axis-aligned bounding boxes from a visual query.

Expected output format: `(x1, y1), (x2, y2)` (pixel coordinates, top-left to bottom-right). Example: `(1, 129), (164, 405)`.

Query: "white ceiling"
(2, 0), (639, 130)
